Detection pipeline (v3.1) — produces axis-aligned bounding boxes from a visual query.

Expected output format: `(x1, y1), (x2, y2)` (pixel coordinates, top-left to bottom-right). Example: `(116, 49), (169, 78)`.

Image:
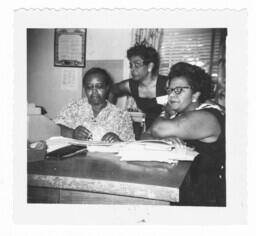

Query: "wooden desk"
(28, 152), (192, 205)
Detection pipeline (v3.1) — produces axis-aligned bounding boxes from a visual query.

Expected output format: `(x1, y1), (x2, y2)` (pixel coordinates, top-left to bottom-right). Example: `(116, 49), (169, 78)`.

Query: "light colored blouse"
(54, 98), (135, 141)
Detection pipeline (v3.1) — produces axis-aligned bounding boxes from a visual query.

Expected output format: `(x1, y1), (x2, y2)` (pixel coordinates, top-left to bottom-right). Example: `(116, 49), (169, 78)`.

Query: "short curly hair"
(83, 67), (112, 88)
(127, 43), (160, 75)
(168, 62), (212, 103)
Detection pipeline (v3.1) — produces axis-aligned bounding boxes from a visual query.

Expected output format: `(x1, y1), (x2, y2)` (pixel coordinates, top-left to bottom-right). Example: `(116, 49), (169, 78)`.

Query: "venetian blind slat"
(159, 29), (223, 78)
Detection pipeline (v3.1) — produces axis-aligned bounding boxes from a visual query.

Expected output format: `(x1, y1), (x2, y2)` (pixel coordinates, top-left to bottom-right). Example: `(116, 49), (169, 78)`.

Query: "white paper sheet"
(46, 136), (112, 153)
(46, 137), (198, 162)
(156, 95), (168, 105)
(118, 142), (198, 162)
(61, 68), (79, 91)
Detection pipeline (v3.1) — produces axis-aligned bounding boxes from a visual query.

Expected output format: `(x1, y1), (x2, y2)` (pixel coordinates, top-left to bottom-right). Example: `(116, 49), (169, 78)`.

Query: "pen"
(61, 147), (88, 159)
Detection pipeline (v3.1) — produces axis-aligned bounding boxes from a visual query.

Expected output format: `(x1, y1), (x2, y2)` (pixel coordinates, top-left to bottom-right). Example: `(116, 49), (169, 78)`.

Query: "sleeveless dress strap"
(156, 75), (168, 96)
(128, 79), (139, 98)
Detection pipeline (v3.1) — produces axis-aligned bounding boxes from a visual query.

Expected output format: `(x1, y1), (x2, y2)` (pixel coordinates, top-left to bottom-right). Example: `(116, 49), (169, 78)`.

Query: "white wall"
(87, 29), (131, 60)
(27, 29), (132, 119)
(87, 28), (132, 82)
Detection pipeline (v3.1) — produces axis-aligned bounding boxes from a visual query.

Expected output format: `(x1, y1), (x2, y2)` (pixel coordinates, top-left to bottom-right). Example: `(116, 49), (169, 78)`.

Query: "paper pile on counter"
(86, 139), (198, 162)
(118, 141), (198, 163)
(46, 137), (199, 163)
(46, 136), (117, 153)
(86, 142), (123, 153)
(46, 136), (72, 153)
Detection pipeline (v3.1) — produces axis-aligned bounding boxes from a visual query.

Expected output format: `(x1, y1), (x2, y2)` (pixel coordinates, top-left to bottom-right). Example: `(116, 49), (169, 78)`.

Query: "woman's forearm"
(108, 90), (117, 104)
(109, 80), (130, 104)
(59, 124), (74, 138)
(150, 118), (178, 139)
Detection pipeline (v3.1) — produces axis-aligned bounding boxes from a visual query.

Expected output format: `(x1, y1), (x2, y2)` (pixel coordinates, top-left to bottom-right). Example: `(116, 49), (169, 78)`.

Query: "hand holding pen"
(72, 125), (93, 140)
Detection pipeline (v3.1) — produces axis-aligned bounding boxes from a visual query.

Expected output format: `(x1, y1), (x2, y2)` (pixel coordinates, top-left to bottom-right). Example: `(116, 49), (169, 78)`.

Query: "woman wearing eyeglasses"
(109, 43), (168, 130)
(54, 68), (135, 143)
(142, 62), (225, 206)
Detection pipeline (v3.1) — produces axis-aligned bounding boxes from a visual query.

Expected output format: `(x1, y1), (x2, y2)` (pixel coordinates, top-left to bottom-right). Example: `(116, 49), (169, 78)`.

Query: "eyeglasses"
(165, 86), (191, 95)
(129, 61), (145, 69)
(85, 83), (105, 90)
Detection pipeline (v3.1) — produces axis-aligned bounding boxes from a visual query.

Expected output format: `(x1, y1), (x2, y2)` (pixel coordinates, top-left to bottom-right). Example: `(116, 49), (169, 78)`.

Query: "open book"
(46, 136), (111, 153)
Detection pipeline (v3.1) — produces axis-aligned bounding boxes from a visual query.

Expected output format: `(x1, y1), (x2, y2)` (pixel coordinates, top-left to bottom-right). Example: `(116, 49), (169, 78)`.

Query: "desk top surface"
(28, 152), (191, 189)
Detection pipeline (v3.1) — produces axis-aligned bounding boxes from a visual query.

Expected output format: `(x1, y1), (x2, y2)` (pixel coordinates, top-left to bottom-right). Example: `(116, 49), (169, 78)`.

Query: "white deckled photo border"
(13, 9), (247, 225)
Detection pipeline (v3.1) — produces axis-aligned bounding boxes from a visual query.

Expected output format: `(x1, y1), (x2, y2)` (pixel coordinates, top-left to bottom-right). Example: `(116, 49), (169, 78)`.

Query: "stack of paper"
(46, 136), (87, 153)
(46, 137), (199, 163)
(46, 136), (117, 153)
(118, 141), (198, 163)
(86, 142), (123, 153)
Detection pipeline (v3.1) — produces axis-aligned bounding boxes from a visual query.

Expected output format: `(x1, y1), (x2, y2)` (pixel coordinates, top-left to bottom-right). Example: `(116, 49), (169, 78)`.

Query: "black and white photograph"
(27, 28), (227, 206)
(12, 9), (247, 225)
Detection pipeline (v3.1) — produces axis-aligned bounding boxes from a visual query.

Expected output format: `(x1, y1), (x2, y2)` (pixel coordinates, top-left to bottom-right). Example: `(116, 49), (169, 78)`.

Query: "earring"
(192, 99), (197, 103)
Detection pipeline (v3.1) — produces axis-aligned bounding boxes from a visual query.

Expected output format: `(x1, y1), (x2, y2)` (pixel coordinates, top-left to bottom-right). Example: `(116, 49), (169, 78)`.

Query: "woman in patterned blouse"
(54, 68), (135, 143)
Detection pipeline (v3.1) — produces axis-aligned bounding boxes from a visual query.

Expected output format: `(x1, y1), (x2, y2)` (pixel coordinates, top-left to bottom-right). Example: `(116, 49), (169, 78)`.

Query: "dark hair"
(127, 43), (160, 75)
(83, 67), (112, 87)
(168, 62), (212, 103)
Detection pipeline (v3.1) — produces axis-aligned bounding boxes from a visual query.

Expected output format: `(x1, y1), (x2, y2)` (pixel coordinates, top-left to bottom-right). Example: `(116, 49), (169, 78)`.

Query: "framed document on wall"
(54, 28), (86, 67)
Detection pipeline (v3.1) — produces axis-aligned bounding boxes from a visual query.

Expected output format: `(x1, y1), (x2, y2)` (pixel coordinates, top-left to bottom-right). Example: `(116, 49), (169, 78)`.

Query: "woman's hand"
(163, 103), (176, 118)
(164, 137), (187, 149)
(72, 126), (92, 140)
(101, 132), (122, 143)
(29, 140), (47, 150)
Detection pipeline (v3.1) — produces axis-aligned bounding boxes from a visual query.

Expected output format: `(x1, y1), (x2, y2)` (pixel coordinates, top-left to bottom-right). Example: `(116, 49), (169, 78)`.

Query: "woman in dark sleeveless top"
(142, 62), (226, 206)
(109, 43), (168, 129)
(129, 75), (167, 128)
(185, 107), (225, 206)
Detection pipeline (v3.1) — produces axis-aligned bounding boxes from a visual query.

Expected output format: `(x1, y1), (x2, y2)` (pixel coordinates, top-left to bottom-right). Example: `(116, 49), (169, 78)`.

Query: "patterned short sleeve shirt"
(54, 98), (135, 141)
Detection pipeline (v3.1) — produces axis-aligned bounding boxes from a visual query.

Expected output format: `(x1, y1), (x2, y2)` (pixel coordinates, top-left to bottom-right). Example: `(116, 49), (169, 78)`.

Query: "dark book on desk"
(46, 145), (88, 160)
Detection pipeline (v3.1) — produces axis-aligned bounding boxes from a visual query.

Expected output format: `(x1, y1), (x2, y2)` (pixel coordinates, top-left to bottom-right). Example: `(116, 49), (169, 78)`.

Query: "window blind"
(158, 29), (224, 85)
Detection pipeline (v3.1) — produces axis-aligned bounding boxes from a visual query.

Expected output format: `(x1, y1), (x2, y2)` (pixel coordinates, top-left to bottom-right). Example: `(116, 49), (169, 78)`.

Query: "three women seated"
(54, 44), (225, 206)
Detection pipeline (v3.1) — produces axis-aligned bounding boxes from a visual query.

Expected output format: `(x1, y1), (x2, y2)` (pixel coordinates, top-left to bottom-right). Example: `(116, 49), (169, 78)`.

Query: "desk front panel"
(28, 186), (169, 205)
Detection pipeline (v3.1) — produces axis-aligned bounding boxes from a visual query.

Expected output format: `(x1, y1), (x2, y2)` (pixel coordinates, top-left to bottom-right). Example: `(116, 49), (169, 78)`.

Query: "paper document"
(46, 136), (110, 153)
(156, 95), (168, 105)
(46, 137), (199, 163)
(118, 141), (198, 163)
